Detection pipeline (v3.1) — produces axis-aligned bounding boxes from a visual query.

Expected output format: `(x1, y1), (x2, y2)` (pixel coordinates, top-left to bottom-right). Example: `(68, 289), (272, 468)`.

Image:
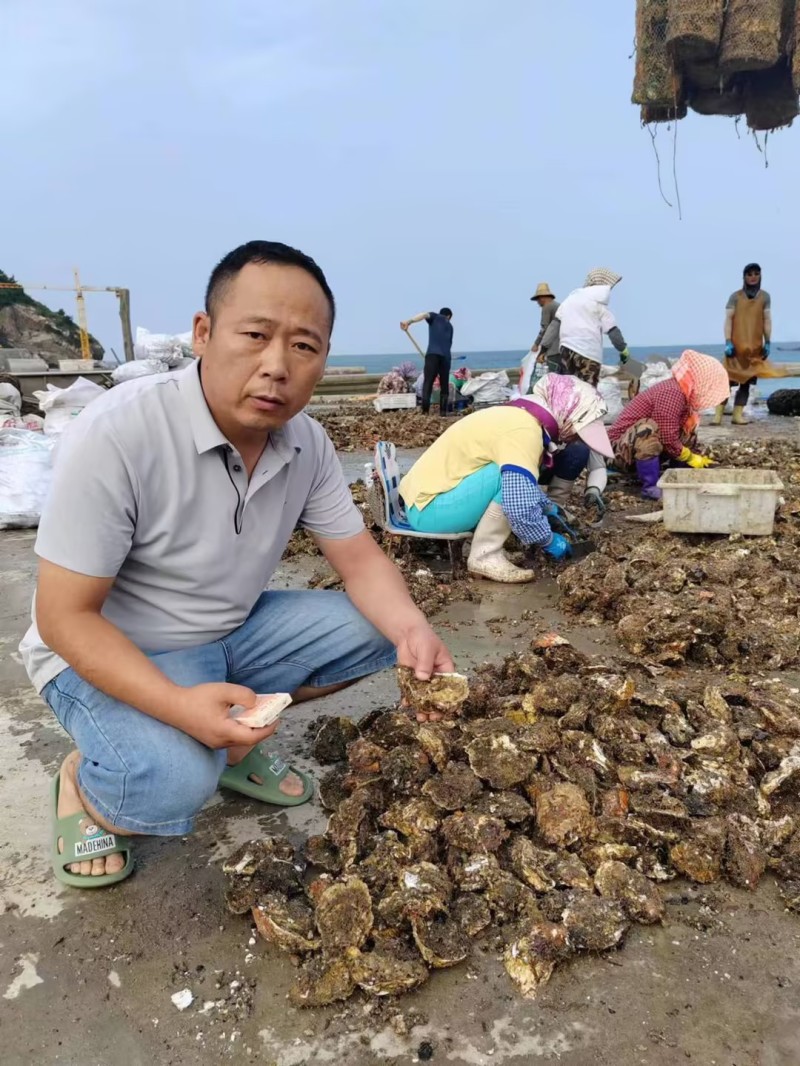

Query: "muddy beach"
(2, 414), (800, 1065)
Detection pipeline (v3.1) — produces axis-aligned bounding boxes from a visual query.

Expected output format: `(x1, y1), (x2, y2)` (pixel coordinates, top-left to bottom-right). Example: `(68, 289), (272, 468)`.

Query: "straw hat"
(530, 282), (555, 301)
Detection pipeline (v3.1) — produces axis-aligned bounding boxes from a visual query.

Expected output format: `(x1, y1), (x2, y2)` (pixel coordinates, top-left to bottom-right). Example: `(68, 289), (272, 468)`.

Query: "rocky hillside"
(0, 270), (104, 364)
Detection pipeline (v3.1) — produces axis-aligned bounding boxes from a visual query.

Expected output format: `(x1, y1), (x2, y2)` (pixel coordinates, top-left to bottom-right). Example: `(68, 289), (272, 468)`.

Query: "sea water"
(328, 343), (800, 401)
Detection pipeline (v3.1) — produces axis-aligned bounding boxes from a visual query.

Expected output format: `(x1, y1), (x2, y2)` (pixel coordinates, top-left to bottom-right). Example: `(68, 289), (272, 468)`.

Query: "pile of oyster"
(314, 407), (462, 452)
(558, 440), (800, 671)
(224, 637), (800, 1005)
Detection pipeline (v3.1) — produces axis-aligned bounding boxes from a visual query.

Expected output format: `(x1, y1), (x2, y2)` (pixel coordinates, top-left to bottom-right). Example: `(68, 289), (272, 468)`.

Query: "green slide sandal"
(219, 748), (314, 808)
(51, 774), (134, 889)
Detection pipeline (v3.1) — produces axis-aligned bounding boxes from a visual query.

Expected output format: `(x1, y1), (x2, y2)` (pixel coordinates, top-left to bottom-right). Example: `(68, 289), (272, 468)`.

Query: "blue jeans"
(42, 591), (396, 836)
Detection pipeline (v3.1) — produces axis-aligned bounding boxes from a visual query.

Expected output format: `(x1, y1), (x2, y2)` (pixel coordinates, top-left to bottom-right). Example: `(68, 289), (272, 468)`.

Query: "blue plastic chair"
(370, 441), (470, 575)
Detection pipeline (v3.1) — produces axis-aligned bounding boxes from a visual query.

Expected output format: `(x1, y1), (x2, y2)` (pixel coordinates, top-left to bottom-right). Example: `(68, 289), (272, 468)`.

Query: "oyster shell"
(417, 721), (461, 770)
(441, 811), (509, 853)
(223, 836), (302, 914)
(346, 944), (429, 996)
(471, 790), (534, 824)
(304, 834), (343, 875)
(535, 783), (593, 847)
(397, 666), (469, 718)
(252, 893), (321, 953)
(422, 761), (483, 811)
(550, 853), (593, 891)
(724, 814), (767, 890)
(594, 861), (664, 923)
(379, 797), (441, 837)
(411, 914), (471, 968)
(452, 893), (492, 936)
(289, 955), (355, 1008)
(355, 831), (411, 893)
(377, 862), (453, 924)
(504, 836), (555, 893)
(448, 850), (501, 891)
(346, 737), (385, 774)
(315, 876), (373, 951)
(381, 745), (432, 792)
(563, 894), (629, 952)
(318, 765), (349, 811)
(467, 732), (531, 789)
(311, 715), (360, 764)
(504, 922), (571, 998)
(363, 708), (421, 747)
(484, 872), (542, 924)
(670, 818), (727, 883)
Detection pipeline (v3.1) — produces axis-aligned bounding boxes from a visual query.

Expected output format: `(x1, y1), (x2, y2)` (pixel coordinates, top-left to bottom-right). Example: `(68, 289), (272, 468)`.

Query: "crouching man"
(20, 240), (453, 888)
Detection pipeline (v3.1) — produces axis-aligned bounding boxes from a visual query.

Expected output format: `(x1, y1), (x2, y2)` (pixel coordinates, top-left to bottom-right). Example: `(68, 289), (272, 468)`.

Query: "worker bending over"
(608, 350), (729, 500)
(541, 267), (632, 388)
(398, 374), (614, 583)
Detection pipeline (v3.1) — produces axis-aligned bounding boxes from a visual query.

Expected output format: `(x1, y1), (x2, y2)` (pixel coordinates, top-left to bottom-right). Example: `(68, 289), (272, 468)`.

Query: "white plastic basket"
(373, 394), (417, 412)
(657, 467), (783, 536)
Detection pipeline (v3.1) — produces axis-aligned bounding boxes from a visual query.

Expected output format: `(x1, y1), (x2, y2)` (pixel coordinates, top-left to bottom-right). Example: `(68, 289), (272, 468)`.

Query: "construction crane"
(0, 269), (134, 362)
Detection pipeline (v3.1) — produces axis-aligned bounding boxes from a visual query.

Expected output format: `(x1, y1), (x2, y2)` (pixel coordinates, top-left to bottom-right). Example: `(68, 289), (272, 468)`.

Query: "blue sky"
(4, 0), (800, 358)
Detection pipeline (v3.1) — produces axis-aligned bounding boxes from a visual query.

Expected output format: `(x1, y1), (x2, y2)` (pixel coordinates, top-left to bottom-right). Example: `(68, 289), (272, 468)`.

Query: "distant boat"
(777, 344), (800, 351)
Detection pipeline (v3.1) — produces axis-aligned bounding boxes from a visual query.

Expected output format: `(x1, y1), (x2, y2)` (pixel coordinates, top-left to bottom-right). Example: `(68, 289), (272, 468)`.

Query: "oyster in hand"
(398, 666), (469, 718)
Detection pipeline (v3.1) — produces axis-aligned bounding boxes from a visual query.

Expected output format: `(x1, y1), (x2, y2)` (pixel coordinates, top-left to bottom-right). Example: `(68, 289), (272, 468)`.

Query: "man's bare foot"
(226, 745), (305, 798)
(57, 752), (127, 878)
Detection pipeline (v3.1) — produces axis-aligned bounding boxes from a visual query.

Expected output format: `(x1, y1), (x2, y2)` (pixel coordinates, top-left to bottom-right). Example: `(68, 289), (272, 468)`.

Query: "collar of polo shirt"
(179, 360), (301, 463)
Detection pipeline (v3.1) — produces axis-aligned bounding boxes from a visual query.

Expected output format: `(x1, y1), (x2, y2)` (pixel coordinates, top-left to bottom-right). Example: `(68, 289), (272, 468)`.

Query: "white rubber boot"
(467, 503), (535, 583)
(546, 476), (574, 507)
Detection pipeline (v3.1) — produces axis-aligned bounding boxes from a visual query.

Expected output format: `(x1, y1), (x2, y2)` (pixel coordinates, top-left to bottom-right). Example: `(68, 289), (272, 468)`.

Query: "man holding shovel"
(400, 308), (454, 415)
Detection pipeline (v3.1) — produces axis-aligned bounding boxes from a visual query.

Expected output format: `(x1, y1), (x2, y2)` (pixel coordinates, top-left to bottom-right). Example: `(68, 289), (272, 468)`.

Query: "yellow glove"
(679, 446), (714, 469)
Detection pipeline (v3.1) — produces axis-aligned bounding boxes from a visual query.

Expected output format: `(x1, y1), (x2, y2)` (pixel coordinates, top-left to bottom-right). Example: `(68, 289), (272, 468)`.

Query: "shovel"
(623, 356), (646, 379)
(546, 509), (597, 559)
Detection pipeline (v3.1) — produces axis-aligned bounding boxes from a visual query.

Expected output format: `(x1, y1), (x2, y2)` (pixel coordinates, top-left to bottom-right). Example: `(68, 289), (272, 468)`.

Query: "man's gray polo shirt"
(20, 361), (364, 692)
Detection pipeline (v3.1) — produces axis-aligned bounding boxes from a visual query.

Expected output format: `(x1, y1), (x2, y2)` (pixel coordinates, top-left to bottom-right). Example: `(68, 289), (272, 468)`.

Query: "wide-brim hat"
(530, 282), (555, 301)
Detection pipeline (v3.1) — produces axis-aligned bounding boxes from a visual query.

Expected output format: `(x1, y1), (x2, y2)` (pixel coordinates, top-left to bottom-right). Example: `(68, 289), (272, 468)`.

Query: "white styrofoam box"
(658, 467), (783, 536)
(373, 394), (417, 412)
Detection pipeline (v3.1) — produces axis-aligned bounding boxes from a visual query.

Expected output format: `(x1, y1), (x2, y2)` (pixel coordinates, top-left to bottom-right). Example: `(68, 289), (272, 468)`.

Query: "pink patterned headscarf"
(530, 373), (608, 441)
(671, 350), (730, 434)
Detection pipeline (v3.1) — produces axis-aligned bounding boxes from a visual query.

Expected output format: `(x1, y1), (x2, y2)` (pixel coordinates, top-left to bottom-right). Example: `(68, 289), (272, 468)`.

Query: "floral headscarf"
(530, 373), (609, 441)
(671, 350), (731, 434)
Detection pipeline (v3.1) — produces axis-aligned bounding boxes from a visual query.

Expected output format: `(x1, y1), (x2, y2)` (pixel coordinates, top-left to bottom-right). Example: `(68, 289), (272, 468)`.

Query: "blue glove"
(763, 340), (771, 358)
(724, 341), (735, 358)
(542, 532), (572, 560)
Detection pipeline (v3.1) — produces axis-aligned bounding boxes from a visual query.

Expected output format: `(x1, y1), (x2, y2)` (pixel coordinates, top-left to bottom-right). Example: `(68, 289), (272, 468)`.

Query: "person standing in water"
(400, 308), (454, 415)
(715, 263), (772, 426)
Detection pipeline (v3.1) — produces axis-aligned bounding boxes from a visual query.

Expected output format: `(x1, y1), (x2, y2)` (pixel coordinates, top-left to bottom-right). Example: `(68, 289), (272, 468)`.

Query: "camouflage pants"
(558, 348), (601, 388)
(612, 419), (663, 468)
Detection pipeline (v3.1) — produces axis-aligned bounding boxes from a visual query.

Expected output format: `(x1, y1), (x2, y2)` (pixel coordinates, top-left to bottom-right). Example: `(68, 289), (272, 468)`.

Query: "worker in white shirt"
(540, 268), (632, 389)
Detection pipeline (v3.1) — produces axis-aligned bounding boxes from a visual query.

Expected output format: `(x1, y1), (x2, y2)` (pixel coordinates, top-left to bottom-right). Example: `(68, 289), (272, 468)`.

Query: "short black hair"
(205, 240), (336, 326)
(439, 307), (453, 318)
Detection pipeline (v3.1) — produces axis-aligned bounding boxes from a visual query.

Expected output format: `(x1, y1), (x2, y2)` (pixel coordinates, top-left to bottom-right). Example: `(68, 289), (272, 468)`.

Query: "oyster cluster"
(559, 440), (800, 670)
(225, 633), (800, 1004)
